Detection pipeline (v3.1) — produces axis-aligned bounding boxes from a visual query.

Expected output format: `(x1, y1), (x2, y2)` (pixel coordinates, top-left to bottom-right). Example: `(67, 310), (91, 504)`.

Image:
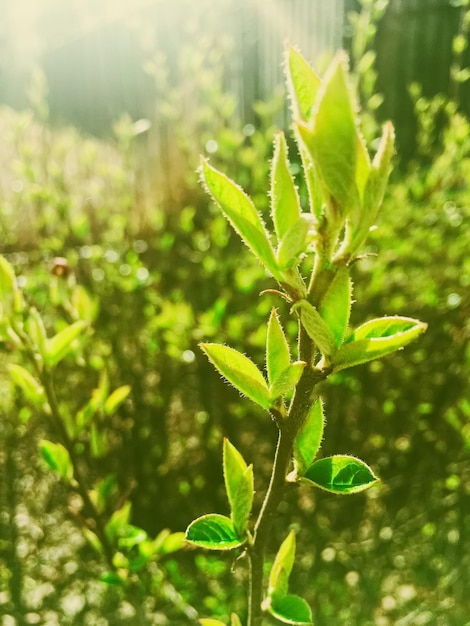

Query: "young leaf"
(223, 438), (254, 536)
(268, 530), (296, 600)
(266, 309), (291, 386)
(277, 217), (310, 270)
(199, 620), (226, 626)
(318, 267), (352, 347)
(363, 121), (395, 218)
(159, 531), (185, 555)
(348, 122), (395, 254)
(0, 255), (19, 320)
(231, 615), (242, 626)
(83, 528), (103, 554)
(25, 308), (47, 359)
(270, 362), (306, 401)
(297, 52), (362, 218)
(105, 502), (132, 542)
(291, 300), (336, 358)
(271, 132), (302, 240)
(45, 320), (87, 367)
(293, 397), (324, 475)
(269, 594), (313, 626)
(303, 455), (379, 494)
(285, 47), (321, 121)
(39, 440), (74, 483)
(104, 385), (131, 415)
(100, 571), (124, 586)
(185, 514), (245, 551)
(200, 160), (279, 278)
(200, 343), (271, 410)
(7, 364), (45, 404)
(332, 316), (427, 372)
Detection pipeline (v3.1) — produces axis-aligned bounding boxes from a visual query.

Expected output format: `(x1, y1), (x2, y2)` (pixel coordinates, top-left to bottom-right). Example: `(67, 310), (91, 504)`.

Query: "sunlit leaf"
(201, 160), (279, 277)
(363, 121), (395, 217)
(104, 385), (131, 415)
(160, 532), (185, 555)
(223, 438), (254, 536)
(105, 502), (132, 543)
(7, 364), (44, 404)
(268, 530), (296, 600)
(39, 439), (73, 483)
(332, 316), (427, 371)
(0, 255), (19, 320)
(297, 52), (361, 218)
(200, 343), (271, 410)
(268, 594), (313, 625)
(293, 397), (324, 475)
(303, 455), (379, 494)
(271, 132), (302, 240)
(291, 300), (336, 358)
(270, 362), (306, 401)
(45, 320), (87, 367)
(266, 309), (291, 386)
(185, 514), (245, 551)
(285, 47), (321, 121)
(25, 308), (47, 358)
(319, 267), (352, 347)
(277, 217), (310, 270)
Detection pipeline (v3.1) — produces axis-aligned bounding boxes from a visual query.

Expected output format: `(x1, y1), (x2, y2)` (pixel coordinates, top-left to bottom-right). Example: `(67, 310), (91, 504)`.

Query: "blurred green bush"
(0, 11), (469, 626)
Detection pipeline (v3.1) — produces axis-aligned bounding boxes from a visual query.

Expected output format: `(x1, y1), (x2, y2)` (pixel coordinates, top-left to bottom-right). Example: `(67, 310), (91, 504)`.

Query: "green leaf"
(318, 267), (352, 347)
(303, 455), (379, 494)
(71, 285), (98, 322)
(363, 121), (395, 216)
(200, 343), (271, 410)
(297, 52), (361, 218)
(277, 217), (310, 270)
(185, 514), (245, 551)
(271, 132), (302, 240)
(266, 309), (291, 386)
(105, 502), (132, 542)
(201, 160), (279, 277)
(231, 615), (242, 626)
(291, 300), (336, 358)
(285, 47), (321, 121)
(332, 316), (427, 372)
(223, 438), (254, 536)
(7, 364), (44, 404)
(25, 308), (47, 359)
(45, 320), (87, 367)
(39, 440), (73, 482)
(293, 397), (324, 475)
(83, 528), (103, 554)
(349, 121), (395, 254)
(100, 571), (124, 586)
(104, 385), (131, 415)
(0, 255), (20, 320)
(269, 594), (313, 625)
(159, 531), (185, 555)
(270, 362), (306, 401)
(268, 530), (296, 601)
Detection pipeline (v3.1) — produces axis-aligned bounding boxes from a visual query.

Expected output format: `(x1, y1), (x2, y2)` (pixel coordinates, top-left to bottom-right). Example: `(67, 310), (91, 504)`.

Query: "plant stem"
(247, 251), (337, 625)
(247, 326), (327, 625)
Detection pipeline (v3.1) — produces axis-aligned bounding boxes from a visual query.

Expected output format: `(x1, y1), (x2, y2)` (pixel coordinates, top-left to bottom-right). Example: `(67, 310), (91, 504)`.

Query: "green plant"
(184, 48), (427, 625)
(0, 255), (192, 623)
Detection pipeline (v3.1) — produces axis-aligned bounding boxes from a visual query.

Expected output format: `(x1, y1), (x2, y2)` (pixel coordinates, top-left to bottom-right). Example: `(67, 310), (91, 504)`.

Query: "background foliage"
(1, 3), (469, 625)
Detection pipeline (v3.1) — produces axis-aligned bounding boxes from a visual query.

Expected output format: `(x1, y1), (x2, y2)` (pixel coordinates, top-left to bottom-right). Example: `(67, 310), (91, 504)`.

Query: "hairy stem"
(247, 325), (327, 625)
